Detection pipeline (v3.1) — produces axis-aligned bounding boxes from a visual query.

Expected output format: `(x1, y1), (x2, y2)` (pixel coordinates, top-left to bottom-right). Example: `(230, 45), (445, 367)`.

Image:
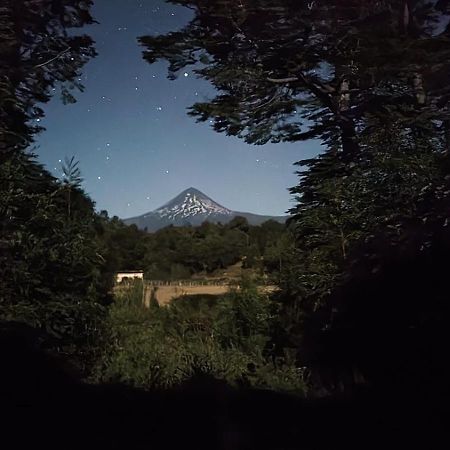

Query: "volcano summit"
(123, 188), (287, 232)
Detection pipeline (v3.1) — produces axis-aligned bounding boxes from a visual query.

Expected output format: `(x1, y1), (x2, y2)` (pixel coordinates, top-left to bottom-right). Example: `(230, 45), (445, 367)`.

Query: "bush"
(92, 280), (307, 394)
(0, 154), (112, 371)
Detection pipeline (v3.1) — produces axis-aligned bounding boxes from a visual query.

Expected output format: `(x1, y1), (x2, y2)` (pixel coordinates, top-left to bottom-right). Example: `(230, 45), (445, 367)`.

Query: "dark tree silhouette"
(0, 0), (96, 161)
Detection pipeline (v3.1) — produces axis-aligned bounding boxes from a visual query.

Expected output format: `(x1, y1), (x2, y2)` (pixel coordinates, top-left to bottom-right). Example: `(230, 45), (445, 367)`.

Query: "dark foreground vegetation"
(92, 280), (307, 392)
(2, 238), (449, 449)
(1, 0), (450, 448)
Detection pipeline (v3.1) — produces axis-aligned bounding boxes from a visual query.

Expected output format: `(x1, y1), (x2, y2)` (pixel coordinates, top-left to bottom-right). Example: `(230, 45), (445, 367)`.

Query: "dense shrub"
(0, 154), (112, 369)
(92, 280), (307, 394)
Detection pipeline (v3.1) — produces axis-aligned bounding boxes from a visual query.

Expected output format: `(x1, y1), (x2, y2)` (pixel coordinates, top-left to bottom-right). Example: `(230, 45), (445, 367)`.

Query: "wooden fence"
(115, 278), (278, 307)
(145, 280), (234, 287)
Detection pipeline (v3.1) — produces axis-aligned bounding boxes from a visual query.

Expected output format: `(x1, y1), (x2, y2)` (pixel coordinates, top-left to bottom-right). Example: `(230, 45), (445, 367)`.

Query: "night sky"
(36, 0), (321, 219)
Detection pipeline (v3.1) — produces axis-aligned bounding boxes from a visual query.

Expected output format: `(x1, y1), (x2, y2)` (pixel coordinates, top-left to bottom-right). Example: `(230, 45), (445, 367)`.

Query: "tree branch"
(267, 76), (299, 84)
(33, 47), (71, 70)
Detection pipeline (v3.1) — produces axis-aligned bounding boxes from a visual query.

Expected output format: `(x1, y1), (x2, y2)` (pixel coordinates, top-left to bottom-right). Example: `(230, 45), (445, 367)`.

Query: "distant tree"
(227, 216), (250, 246)
(251, 220), (288, 256)
(263, 231), (295, 281)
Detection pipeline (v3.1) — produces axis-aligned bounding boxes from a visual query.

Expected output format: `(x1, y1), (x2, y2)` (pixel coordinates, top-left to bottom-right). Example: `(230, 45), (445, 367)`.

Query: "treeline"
(101, 215), (292, 281)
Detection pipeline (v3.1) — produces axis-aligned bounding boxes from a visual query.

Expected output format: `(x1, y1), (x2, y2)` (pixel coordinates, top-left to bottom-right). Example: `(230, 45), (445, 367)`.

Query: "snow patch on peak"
(156, 190), (233, 220)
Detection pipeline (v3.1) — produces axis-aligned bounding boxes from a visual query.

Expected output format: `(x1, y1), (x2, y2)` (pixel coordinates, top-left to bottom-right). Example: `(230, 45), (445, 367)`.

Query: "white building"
(116, 271), (144, 284)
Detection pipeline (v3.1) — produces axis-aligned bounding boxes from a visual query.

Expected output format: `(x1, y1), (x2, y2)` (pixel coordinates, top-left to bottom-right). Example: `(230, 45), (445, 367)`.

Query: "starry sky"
(35, 0), (321, 219)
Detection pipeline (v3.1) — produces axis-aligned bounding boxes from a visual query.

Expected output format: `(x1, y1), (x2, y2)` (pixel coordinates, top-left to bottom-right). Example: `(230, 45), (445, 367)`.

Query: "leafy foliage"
(99, 215), (291, 281)
(0, 0), (96, 160)
(139, 1), (446, 155)
(0, 1), (106, 370)
(93, 279), (307, 393)
(0, 152), (112, 368)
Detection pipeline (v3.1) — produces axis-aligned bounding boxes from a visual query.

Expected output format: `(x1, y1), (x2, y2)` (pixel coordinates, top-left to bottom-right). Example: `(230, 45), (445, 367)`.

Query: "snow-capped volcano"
(156, 187), (233, 220)
(123, 187), (286, 232)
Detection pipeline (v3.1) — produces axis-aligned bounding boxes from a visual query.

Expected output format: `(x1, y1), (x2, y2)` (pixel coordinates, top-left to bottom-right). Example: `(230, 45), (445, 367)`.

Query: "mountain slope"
(123, 187), (287, 231)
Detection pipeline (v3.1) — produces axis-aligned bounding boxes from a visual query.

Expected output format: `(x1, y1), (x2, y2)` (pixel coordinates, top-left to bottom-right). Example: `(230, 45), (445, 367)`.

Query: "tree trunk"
(67, 187), (71, 220)
(444, 120), (450, 155)
(338, 78), (359, 157)
(339, 227), (347, 260)
(339, 117), (359, 156)
(412, 72), (426, 106)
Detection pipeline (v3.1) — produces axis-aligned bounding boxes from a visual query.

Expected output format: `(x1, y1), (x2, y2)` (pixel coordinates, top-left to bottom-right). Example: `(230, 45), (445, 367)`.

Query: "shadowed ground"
(1, 319), (447, 450)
